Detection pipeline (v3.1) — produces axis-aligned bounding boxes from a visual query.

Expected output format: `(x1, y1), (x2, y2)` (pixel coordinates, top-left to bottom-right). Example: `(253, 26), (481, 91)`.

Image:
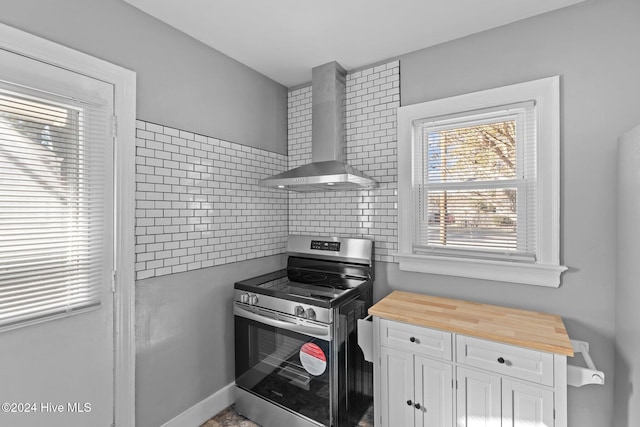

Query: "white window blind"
(0, 83), (109, 330)
(412, 102), (537, 262)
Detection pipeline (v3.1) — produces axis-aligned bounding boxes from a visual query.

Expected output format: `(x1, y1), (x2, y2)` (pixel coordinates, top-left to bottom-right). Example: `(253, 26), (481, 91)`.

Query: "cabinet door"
(380, 319), (453, 360)
(456, 367), (501, 427)
(456, 335), (554, 386)
(380, 346), (415, 427)
(415, 356), (453, 427)
(502, 379), (554, 427)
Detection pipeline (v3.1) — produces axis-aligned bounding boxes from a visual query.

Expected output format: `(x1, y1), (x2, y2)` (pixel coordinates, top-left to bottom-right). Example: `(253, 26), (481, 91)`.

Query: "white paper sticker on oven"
(299, 343), (327, 376)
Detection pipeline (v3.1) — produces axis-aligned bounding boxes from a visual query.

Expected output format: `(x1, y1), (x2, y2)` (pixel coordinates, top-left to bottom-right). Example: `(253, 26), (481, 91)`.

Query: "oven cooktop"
(234, 269), (371, 308)
(234, 235), (375, 308)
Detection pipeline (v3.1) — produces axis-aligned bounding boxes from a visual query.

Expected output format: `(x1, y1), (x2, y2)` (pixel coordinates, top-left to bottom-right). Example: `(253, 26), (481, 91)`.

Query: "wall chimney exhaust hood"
(259, 62), (378, 192)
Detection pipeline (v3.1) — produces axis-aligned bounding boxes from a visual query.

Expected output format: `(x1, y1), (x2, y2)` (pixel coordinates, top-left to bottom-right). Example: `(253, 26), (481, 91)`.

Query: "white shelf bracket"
(567, 339), (605, 387)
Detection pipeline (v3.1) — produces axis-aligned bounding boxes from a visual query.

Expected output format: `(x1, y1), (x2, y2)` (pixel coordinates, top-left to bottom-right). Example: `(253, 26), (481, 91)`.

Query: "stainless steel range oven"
(234, 235), (374, 427)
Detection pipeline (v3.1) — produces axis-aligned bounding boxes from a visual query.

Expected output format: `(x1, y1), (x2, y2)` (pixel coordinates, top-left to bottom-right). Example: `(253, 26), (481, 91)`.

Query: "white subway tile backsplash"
(135, 61), (399, 279)
(288, 61), (400, 262)
(135, 123), (288, 280)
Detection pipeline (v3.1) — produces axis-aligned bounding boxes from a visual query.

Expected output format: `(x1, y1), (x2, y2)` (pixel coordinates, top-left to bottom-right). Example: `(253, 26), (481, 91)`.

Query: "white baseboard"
(160, 382), (235, 427)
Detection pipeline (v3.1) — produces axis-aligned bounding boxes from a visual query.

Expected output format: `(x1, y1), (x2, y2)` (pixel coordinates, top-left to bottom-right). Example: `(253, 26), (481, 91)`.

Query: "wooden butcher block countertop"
(369, 290), (574, 356)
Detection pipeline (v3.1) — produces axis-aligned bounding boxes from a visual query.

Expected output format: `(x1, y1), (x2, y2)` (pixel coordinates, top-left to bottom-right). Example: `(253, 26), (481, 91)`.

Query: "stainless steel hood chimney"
(259, 62), (379, 192)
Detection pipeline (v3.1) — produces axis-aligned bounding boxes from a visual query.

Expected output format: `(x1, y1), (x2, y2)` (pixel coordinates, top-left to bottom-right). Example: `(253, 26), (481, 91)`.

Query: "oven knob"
(305, 308), (316, 320)
(294, 305), (306, 318)
(240, 293), (250, 304)
(249, 294), (259, 305)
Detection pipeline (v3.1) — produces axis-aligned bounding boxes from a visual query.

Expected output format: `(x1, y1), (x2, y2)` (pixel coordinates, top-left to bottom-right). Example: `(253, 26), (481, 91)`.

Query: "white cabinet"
(456, 335), (554, 386)
(456, 368), (554, 427)
(456, 367), (501, 427)
(502, 379), (554, 427)
(379, 346), (453, 427)
(380, 318), (452, 360)
(373, 318), (566, 427)
(416, 356), (454, 427)
(379, 346), (414, 426)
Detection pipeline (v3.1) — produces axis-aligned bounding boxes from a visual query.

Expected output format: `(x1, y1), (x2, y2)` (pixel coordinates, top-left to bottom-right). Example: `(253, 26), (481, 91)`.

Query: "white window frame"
(396, 76), (566, 287)
(0, 22), (137, 425)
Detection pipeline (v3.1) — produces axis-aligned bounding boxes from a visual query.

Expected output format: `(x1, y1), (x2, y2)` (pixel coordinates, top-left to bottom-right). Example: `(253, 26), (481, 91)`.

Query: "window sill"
(394, 252), (567, 288)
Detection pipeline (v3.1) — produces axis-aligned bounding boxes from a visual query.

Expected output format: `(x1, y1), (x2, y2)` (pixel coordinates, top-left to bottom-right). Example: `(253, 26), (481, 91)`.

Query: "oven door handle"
(234, 305), (331, 340)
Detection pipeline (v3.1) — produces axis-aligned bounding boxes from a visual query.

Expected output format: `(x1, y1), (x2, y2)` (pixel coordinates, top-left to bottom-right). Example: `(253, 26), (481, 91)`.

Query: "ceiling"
(123, 0), (584, 88)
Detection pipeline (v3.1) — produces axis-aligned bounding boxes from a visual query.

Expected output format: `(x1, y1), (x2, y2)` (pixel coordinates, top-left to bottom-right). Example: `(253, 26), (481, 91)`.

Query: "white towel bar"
(567, 339), (605, 387)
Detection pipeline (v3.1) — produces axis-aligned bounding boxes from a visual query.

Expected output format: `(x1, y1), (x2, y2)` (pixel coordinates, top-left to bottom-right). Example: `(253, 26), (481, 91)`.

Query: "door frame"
(0, 22), (137, 426)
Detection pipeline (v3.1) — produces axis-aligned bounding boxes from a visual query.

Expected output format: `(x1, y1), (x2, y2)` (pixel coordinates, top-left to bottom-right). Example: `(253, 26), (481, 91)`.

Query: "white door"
(380, 346), (415, 427)
(502, 379), (554, 427)
(0, 48), (115, 427)
(456, 367), (501, 427)
(415, 356), (453, 427)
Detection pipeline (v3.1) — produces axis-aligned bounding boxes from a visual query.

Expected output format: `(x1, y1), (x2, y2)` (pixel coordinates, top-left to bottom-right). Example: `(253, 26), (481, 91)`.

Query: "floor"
(201, 404), (374, 427)
(200, 406), (259, 427)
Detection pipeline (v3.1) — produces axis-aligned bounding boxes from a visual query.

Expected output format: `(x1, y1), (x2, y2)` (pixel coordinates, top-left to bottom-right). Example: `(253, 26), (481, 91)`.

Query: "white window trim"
(0, 22), (137, 425)
(396, 76), (566, 287)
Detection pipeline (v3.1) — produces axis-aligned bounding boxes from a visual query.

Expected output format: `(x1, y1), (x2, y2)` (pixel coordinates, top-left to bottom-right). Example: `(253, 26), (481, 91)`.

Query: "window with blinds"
(0, 85), (109, 330)
(413, 103), (537, 262)
(396, 77), (563, 286)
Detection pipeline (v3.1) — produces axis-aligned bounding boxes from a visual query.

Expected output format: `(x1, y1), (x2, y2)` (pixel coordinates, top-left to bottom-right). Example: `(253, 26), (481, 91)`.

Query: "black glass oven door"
(235, 312), (332, 426)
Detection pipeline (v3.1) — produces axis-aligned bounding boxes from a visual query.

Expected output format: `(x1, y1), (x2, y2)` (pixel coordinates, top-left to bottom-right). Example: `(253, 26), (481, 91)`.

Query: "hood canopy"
(258, 160), (377, 192)
(259, 62), (378, 192)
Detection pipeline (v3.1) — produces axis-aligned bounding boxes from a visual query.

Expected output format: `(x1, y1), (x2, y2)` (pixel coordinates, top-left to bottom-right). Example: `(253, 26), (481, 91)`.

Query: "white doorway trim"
(0, 22), (137, 426)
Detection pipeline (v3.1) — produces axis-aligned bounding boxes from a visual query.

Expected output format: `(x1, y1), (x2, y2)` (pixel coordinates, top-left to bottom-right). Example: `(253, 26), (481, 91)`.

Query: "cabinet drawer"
(379, 319), (452, 360)
(456, 335), (554, 386)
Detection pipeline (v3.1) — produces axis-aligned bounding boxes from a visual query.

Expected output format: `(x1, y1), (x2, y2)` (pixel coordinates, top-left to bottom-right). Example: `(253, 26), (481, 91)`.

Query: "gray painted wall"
(2, 1), (288, 426)
(615, 125), (640, 427)
(393, 0), (640, 426)
(1, 0), (288, 155)
(136, 254), (285, 427)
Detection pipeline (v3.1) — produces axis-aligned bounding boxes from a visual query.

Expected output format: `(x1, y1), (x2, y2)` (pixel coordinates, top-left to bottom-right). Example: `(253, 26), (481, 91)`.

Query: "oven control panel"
(294, 305), (316, 320)
(233, 290), (332, 324)
(310, 240), (341, 252)
(240, 293), (259, 306)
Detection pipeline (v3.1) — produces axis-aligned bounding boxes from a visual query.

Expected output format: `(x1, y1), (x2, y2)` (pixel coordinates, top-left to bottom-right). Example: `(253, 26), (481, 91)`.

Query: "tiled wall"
(134, 60), (400, 279)
(134, 121), (288, 280)
(288, 61), (401, 262)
